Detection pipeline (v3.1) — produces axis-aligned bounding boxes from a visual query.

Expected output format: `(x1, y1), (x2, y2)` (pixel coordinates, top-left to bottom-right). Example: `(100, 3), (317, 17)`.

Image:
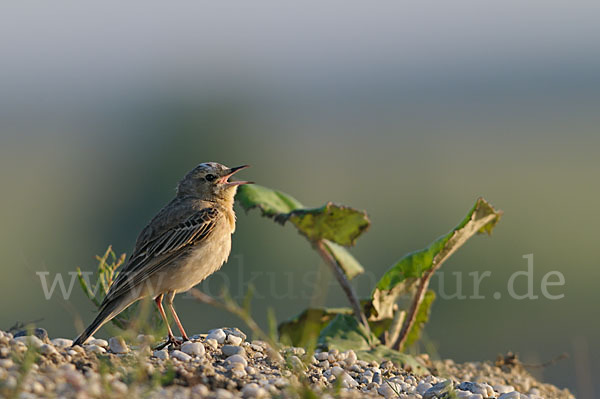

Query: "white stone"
(206, 329), (226, 344)
(39, 344), (58, 356)
(227, 334), (243, 345)
(338, 372), (358, 388)
(498, 392), (520, 399)
(344, 350), (357, 366)
(287, 355), (304, 370)
(455, 391), (472, 399)
(225, 354), (248, 367)
(222, 345), (245, 357)
(494, 385), (515, 394)
(330, 366), (344, 377)
(378, 381), (402, 398)
(205, 339), (218, 350)
(87, 339), (108, 348)
(14, 336), (43, 348)
(416, 381), (433, 395)
(242, 383), (268, 398)
(215, 388), (235, 399)
(111, 380), (128, 394)
(108, 337), (129, 354)
(457, 382), (488, 396)
(181, 342), (205, 356)
(468, 395), (484, 399)
(84, 344), (106, 354)
(51, 338), (73, 348)
(171, 350), (192, 362)
(315, 352), (329, 361)
(153, 349), (169, 360)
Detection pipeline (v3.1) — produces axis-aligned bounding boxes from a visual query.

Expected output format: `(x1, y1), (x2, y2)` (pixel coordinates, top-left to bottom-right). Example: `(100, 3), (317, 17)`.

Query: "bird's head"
(177, 162), (251, 204)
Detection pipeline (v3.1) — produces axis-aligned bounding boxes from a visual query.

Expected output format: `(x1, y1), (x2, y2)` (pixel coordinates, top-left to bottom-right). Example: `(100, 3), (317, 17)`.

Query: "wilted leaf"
(322, 240), (364, 280)
(318, 314), (427, 374)
(372, 197), (501, 316)
(237, 184), (303, 217)
(402, 290), (435, 350)
(278, 307), (353, 347)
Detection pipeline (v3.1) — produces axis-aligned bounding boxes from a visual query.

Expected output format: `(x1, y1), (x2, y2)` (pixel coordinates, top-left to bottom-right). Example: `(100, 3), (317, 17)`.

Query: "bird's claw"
(152, 336), (186, 351)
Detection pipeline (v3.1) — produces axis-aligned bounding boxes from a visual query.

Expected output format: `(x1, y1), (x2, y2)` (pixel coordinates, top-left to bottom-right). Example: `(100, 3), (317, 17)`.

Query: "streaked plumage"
(73, 162), (250, 346)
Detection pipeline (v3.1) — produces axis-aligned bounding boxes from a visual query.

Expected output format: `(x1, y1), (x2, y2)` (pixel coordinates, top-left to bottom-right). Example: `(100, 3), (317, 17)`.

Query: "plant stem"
(392, 270), (432, 350)
(314, 240), (371, 337)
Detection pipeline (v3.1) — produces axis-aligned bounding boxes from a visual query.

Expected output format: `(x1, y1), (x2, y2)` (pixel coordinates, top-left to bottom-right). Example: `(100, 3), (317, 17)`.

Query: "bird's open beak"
(219, 165), (253, 186)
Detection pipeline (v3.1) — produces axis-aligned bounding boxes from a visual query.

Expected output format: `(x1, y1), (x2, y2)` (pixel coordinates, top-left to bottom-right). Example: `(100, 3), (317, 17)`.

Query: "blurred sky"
(1, 1), (599, 397)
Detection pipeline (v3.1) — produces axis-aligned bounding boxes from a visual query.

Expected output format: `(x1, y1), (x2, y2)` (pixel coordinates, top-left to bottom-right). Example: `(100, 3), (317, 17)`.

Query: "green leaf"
(236, 184), (369, 279)
(402, 290), (435, 350)
(237, 184), (304, 217)
(371, 197), (501, 318)
(278, 307), (353, 348)
(237, 185), (370, 246)
(318, 314), (377, 352)
(322, 240), (364, 280)
(287, 202), (370, 246)
(318, 314), (427, 374)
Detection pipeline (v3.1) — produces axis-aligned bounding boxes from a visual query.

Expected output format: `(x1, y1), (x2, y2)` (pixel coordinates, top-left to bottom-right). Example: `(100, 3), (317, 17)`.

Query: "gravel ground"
(0, 328), (574, 399)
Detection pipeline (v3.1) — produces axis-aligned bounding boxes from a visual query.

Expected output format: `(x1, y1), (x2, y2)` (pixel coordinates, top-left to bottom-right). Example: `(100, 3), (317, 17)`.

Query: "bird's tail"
(72, 297), (128, 346)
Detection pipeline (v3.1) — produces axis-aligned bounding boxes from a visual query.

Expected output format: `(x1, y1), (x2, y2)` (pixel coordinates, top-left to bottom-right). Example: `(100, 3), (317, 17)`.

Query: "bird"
(73, 162), (251, 347)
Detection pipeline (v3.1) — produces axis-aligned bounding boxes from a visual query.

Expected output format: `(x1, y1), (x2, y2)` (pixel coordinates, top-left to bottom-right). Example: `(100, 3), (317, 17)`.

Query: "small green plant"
(236, 184), (501, 371)
(77, 246), (161, 336)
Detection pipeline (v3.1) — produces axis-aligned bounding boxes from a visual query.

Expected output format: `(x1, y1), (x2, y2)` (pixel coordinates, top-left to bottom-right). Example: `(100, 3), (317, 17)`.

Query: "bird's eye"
(205, 174), (216, 182)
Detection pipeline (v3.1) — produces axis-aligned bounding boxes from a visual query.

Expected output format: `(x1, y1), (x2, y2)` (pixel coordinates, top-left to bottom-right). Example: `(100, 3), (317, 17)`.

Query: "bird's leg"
(165, 291), (189, 342)
(154, 294), (181, 348)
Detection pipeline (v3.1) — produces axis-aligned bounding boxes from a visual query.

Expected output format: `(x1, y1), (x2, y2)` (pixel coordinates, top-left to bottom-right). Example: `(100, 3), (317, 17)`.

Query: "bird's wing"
(103, 207), (220, 302)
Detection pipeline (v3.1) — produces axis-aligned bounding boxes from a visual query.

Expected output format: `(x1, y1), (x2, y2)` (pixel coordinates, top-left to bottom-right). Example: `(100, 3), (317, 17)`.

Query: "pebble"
(205, 338), (219, 350)
(223, 327), (247, 341)
(287, 355), (305, 370)
(171, 350), (192, 362)
(206, 329), (227, 344)
(14, 335), (44, 348)
(241, 383), (268, 398)
(498, 392), (521, 399)
(153, 349), (169, 360)
(215, 388), (235, 399)
(39, 344), (59, 356)
(423, 380), (453, 399)
(227, 334), (243, 346)
(0, 327), (573, 399)
(226, 354), (248, 367)
(222, 344), (245, 357)
(108, 337), (129, 354)
(14, 328), (48, 342)
(457, 382), (490, 397)
(344, 350), (357, 366)
(495, 385), (516, 394)
(87, 338), (109, 348)
(111, 380), (128, 394)
(378, 381), (402, 398)
(84, 344), (106, 354)
(181, 341), (205, 356)
(51, 338), (73, 348)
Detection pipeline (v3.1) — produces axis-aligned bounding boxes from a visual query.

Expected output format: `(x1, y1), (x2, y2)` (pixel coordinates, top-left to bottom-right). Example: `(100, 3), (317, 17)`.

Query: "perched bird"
(73, 162), (251, 346)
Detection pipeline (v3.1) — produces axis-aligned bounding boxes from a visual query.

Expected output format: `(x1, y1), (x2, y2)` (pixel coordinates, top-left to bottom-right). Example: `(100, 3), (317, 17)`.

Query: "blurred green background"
(0, 2), (598, 397)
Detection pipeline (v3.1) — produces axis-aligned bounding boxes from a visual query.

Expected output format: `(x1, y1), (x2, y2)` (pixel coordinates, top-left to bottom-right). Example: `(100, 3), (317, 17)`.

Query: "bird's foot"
(153, 336), (186, 351)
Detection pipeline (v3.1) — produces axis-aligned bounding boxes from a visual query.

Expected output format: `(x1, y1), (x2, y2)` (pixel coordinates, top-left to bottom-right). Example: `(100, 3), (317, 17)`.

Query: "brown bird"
(73, 162), (251, 346)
